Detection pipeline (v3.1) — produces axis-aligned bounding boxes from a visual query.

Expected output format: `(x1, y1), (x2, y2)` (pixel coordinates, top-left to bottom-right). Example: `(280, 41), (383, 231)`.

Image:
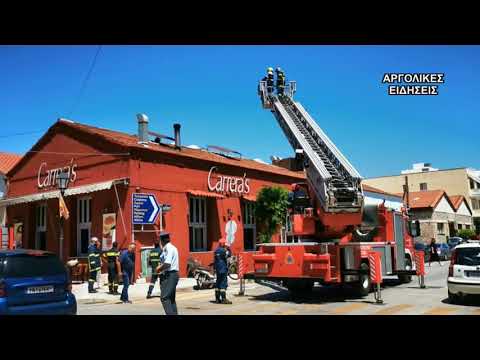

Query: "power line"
(66, 45), (103, 118)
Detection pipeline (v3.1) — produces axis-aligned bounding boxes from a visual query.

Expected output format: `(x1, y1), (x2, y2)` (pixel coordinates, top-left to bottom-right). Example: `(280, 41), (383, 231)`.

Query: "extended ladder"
(259, 79), (363, 213)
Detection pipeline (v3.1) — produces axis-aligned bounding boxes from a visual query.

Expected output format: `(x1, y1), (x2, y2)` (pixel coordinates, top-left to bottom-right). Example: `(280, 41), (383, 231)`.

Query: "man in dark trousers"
(119, 243), (136, 304)
(428, 238), (442, 267)
(103, 242), (121, 295)
(87, 237), (101, 294)
(275, 67), (286, 95)
(156, 232), (179, 315)
(146, 240), (162, 299)
(214, 238), (232, 304)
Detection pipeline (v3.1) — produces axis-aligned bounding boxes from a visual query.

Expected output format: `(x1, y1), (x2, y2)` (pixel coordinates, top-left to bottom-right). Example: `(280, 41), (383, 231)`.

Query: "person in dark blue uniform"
(146, 241), (162, 299)
(119, 243), (136, 304)
(87, 237), (101, 294)
(214, 238), (232, 304)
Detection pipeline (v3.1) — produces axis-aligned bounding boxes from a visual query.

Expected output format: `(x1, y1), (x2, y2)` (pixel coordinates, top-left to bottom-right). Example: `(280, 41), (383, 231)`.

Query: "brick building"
(363, 163), (480, 233)
(0, 118), (304, 278)
(406, 190), (473, 243)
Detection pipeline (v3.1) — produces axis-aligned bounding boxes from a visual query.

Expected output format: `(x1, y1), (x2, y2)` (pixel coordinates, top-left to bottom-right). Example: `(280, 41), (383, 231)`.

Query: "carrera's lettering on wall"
(207, 166), (250, 195)
(37, 160), (77, 189)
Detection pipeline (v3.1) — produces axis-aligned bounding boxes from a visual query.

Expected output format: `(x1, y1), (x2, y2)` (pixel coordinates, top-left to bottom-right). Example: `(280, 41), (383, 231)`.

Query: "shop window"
(437, 222), (445, 234)
(35, 203), (47, 250)
(189, 196), (207, 252)
(243, 201), (256, 251)
(77, 197), (92, 256)
(419, 183), (428, 191)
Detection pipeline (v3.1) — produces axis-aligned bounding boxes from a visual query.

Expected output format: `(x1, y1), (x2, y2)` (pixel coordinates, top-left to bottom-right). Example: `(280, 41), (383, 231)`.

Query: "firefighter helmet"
(276, 67), (282, 72)
(267, 67), (273, 73)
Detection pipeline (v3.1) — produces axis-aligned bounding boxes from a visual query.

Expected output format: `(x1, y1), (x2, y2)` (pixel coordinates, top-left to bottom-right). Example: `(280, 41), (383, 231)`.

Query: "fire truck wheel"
(285, 279), (314, 296)
(398, 257), (413, 284)
(354, 263), (371, 297)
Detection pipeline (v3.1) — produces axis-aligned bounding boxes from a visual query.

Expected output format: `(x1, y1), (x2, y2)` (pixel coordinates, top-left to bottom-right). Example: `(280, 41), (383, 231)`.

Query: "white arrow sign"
(148, 195), (159, 223)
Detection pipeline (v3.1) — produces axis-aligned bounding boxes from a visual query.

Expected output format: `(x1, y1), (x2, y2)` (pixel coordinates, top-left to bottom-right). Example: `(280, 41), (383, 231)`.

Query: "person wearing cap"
(156, 232), (179, 315)
(213, 238), (232, 304)
(87, 237), (101, 294)
(119, 243), (136, 304)
(146, 240), (162, 299)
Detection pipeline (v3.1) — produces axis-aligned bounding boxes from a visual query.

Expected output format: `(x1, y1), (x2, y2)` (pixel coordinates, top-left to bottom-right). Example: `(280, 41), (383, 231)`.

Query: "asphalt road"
(77, 261), (480, 315)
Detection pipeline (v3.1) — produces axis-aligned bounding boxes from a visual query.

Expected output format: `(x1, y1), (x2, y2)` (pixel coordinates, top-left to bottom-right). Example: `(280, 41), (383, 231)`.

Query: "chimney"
(137, 113), (149, 143)
(173, 123), (181, 149)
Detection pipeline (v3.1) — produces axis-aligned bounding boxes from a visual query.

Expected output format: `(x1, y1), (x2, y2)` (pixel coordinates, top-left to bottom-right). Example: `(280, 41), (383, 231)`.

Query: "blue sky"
(1, 45), (479, 178)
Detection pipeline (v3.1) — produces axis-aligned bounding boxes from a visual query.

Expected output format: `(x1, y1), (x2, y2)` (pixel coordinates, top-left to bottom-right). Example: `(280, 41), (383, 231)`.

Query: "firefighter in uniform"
(103, 242), (120, 295)
(146, 241), (162, 299)
(266, 67), (275, 94)
(275, 67), (286, 95)
(213, 238), (232, 304)
(88, 237), (101, 294)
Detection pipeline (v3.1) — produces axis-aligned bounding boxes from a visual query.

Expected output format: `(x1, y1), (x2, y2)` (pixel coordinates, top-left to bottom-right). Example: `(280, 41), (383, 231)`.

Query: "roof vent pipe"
(137, 114), (149, 143)
(173, 123), (181, 149)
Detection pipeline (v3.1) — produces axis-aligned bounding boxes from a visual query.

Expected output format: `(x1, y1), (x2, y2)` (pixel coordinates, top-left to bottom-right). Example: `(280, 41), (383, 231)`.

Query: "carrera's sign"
(37, 160), (78, 189)
(207, 166), (250, 195)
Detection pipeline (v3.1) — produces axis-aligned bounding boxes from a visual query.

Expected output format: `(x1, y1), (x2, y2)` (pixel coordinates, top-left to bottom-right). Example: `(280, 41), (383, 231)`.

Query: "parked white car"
(447, 241), (480, 304)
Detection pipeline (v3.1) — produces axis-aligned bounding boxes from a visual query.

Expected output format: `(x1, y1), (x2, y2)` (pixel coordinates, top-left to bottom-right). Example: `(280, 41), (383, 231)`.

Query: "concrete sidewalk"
(73, 277), (198, 303)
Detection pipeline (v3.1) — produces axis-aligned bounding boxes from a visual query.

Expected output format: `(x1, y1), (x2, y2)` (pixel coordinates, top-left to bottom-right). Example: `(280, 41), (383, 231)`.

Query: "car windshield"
(0, 254), (66, 278)
(456, 248), (480, 266)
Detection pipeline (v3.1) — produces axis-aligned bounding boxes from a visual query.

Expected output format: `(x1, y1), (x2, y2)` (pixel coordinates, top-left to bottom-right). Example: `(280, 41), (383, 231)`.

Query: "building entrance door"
(448, 221), (456, 237)
(77, 197), (92, 256)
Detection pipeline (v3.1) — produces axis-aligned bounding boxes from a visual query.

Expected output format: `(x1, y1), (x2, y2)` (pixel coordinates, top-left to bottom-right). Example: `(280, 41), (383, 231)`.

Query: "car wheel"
(353, 263), (371, 297)
(448, 290), (459, 304)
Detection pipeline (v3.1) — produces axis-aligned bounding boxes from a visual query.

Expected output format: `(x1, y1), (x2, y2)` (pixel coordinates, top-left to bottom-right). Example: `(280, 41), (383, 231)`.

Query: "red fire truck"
(246, 71), (421, 297)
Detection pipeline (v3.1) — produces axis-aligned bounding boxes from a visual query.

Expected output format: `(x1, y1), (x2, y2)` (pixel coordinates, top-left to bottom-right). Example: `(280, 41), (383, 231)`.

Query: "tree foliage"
(457, 228), (476, 240)
(255, 186), (289, 243)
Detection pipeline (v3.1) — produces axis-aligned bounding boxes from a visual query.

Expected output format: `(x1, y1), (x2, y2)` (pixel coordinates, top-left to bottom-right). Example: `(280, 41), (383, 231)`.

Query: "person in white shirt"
(156, 232), (179, 315)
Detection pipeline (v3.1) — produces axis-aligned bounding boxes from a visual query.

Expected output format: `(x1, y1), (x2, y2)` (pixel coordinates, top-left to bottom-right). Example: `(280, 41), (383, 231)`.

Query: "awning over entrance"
(0, 178), (129, 207)
(187, 190), (225, 199)
(241, 194), (257, 202)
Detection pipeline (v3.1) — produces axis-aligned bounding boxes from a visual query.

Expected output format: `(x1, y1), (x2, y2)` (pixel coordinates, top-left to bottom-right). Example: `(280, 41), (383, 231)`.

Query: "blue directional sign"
(132, 193), (160, 225)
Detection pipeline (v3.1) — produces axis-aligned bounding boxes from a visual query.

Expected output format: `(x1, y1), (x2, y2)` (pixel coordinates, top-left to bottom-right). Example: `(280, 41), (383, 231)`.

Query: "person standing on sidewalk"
(428, 238), (442, 267)
(146, 240), (162, 299)
(88, 237), (101, 294)
(119, 243), (136, 304)
(156, 232), (179, 315)
(103, 242), (121, 295)
(213, 238), (232, 304)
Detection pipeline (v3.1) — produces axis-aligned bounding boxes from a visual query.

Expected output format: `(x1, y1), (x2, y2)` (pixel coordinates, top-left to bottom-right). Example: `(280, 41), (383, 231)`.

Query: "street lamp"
(57, 171), (70, 261)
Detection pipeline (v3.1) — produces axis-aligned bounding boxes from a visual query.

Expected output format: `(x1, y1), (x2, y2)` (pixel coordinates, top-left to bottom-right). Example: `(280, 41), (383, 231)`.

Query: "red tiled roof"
(400, 190), (448, 209)
(0, 152), (22, 175)
(48, 120), (305, 180)
(448, 195), (464, 210)
(362, 184), (401, 198)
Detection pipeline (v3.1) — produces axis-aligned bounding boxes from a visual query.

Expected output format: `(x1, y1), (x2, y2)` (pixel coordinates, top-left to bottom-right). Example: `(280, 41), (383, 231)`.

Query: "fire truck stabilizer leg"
(374, 283), (384, 305)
